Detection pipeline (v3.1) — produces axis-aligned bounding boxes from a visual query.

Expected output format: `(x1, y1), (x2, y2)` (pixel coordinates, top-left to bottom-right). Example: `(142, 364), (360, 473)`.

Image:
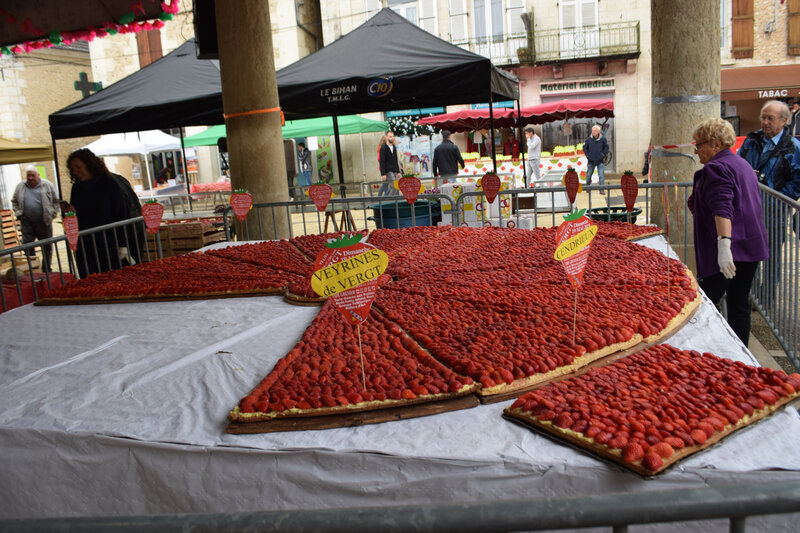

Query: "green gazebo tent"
(183, 115), (388, 148)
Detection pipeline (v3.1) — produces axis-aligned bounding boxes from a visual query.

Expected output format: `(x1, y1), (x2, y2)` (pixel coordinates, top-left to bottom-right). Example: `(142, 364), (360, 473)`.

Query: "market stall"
(82, 129), (182, 190)
(1, 236), (799, 528)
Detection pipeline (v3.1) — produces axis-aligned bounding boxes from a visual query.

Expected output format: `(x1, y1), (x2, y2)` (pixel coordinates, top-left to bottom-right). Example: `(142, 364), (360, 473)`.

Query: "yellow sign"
(311, 249), (389, 297)
(554, 225), (598, 261)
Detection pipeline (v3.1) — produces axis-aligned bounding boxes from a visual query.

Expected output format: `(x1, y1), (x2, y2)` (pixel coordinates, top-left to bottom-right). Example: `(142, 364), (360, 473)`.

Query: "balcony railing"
(453, 32), (529, 66)
(533, 21), (640, 64)
(452, 20), (639, 66)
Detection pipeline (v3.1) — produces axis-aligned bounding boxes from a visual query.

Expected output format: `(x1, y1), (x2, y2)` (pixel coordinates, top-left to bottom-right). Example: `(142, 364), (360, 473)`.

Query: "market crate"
(143, 231), (171, 261)
(170, 228), (226, 254)
(1, 210), (22, 249)
(165, 218), (221, 239)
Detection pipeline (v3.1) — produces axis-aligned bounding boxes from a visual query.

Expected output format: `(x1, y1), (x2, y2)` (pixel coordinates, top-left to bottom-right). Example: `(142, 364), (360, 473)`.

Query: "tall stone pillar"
(651, 0), (720, 270)
(215, 1), (290, 239)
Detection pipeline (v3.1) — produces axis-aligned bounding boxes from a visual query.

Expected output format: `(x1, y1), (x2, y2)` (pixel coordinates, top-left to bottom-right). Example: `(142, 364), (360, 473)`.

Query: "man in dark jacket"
(431, 130), (464, 184)
(583, 124), (609, 185)
(378, 130), (402, 196)
(738, 99), (800, 306)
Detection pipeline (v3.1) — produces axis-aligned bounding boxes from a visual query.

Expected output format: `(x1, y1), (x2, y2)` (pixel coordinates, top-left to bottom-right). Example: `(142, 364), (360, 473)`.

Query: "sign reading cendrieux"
(540, 78), (615, 95)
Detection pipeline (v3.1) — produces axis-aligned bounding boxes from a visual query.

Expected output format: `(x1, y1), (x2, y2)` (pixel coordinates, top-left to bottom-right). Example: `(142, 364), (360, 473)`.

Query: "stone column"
(651, 0), (720, 271)
(215, 1), (290, 239)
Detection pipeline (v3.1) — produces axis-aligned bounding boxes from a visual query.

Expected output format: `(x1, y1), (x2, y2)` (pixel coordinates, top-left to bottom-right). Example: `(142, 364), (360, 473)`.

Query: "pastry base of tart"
(227, 390), (480, 433)
(35, 288), (285, 306)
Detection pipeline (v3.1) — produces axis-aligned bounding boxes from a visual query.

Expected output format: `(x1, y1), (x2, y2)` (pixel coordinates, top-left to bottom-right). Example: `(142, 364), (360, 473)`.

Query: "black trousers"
(698, 261), (759, 347)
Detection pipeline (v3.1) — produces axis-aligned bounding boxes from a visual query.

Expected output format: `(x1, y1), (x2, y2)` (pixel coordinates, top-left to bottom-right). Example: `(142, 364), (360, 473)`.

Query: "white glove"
(119, 247), (136, 267)
(717, 238), (735, 279)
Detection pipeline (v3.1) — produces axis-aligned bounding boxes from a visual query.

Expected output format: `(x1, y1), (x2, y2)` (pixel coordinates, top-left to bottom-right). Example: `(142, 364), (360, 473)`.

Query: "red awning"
(519, 98), (615, 125)
(417, 108), (517, 132)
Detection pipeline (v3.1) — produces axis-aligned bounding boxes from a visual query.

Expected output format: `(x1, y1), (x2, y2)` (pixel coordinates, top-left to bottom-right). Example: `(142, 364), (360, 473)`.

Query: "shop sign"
(320, 83), (359, 103)
(472, 101), (515, 109)
(757, 89), (790, 98)
(540, 78), (615, 95)
(386, 107), (445, 117)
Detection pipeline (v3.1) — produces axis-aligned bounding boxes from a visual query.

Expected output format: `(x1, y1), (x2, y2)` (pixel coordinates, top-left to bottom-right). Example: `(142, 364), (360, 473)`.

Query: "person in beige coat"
(11, 166), (60, 272)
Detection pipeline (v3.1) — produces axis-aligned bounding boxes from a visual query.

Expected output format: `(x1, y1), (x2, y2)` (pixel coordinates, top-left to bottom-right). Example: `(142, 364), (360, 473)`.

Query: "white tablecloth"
(1, 236), (799, 526)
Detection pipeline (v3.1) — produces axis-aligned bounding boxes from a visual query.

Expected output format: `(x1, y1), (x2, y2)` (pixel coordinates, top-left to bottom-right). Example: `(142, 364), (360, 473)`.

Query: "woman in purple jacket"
(688, 118), (769, 345)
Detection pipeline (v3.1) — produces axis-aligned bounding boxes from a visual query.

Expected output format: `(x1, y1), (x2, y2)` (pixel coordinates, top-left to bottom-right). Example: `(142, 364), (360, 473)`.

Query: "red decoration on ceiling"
(0, 1), (178, 55)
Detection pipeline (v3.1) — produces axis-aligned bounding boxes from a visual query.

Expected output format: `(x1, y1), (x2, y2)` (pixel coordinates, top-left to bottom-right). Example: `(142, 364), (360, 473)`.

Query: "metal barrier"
(451, 181), (694, 261)
(138, 190), (230, 217)
(222, 194), (458, 241)
(2, 480), (799, 532)
(0, 217), (163, 313)
(752, 184), (800, 367)
(4, 181), (796, 362)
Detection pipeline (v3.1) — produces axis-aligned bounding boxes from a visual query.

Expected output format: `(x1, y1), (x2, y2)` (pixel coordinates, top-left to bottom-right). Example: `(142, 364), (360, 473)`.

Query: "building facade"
(0, 44), (93, 206)
(720, 0), (800, 135)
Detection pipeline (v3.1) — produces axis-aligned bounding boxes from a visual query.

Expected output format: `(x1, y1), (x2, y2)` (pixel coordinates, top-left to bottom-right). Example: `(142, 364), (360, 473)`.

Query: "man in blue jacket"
(737, 100), (800, 306)
(583, 124), (609, 185)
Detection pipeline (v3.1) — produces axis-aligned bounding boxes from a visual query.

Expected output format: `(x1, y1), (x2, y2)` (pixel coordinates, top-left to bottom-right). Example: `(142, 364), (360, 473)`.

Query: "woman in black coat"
(65, 149), (140, 278)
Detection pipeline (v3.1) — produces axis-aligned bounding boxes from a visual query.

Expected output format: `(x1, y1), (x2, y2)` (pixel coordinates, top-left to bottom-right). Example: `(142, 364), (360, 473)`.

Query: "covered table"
(1, 237), (799, 529)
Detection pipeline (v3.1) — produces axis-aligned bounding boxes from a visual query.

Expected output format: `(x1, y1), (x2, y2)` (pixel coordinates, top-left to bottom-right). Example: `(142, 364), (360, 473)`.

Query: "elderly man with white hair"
(11, 165), (61, 272)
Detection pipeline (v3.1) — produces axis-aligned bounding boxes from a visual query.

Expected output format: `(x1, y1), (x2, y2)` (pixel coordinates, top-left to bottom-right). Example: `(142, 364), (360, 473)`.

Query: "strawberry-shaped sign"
(398, 175), (422, 205)
(63, 211), (79, 251)
(554, 208), (597, 287)
(229, 189), (253, 221)
(621, 170), (639, 213)
(308, 182), (333, 212)
(480, 172), (501, 204)
(311, 233), (389, 325)
(141, 200), (164, 234)
(562, 166), (581, 204)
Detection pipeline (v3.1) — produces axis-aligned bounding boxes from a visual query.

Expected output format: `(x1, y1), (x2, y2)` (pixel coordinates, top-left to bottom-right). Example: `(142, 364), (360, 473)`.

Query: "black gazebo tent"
(49, 9), (519, 187)
(276, 8), (518, 184)
(49, 39), (222, 140)
(276, 8), (518, 118)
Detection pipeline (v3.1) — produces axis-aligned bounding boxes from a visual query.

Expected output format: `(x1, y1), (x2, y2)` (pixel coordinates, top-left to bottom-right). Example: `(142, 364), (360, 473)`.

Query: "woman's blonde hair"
(376, 135), (387, 152)
(692, 118), (736, 149)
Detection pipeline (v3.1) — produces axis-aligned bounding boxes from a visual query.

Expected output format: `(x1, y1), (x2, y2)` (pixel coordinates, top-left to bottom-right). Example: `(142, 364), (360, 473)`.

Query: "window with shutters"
(449, 0), (469, 44)
(419, 0), (437, 35)
(559, 0), (599, 60)
(136, 30), (162, 68)
(789, 0), (800, 56)
(731, 0), (753, 58)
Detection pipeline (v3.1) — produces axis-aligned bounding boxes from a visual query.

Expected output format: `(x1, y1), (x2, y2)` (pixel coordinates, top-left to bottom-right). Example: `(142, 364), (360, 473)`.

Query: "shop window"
(789, 0), (800, 56)
(731, 0), (753, 59)
(136, 30), (163, 68)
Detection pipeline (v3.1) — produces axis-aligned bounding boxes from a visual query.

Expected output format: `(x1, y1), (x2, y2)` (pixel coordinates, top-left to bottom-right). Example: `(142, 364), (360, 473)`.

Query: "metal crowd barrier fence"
(138, 190), (230, 218)
(0, 217), (163, 313)
(222, 194), (458, 241)
(752, 184), (800, 367)
(3, 480), (800, 532)
(451, 181), (694, 262)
